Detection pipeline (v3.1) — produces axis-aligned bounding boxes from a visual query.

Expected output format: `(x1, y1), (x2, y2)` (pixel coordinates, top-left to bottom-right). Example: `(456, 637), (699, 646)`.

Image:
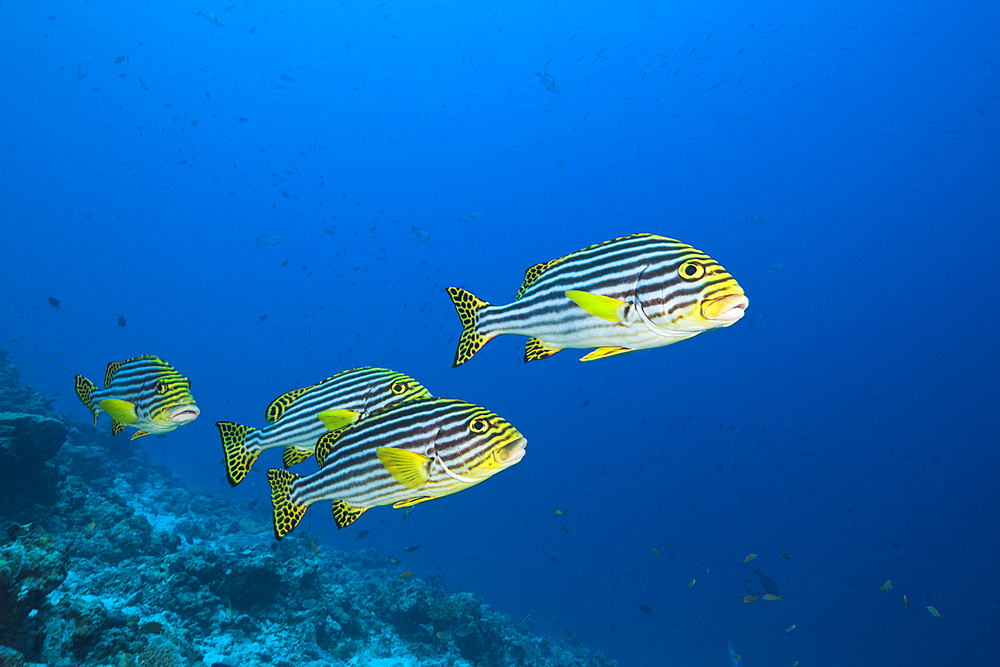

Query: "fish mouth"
(167, 404), (201, 424)
(702, 294), (749, 324)
(496, 437), (527, 465)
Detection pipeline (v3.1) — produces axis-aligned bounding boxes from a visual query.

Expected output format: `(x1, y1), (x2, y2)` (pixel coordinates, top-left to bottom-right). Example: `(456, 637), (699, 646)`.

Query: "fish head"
(657, 254), (748, 332)
(378, 371), (432, 406)
(146, 370), (200, 428)
(440, 407), (526, 481)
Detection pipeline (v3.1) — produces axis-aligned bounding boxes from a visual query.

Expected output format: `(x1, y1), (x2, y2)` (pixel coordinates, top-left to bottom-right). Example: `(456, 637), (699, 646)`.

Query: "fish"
(411, 226), (431, 243)
(267, 397), (526, 538)
(744, 213), (770, 225)
(117, 316), (126, 328)
(446, 234), (747, 366)
(355, 530), (369, 540)
(879, 580), (892, 592)
(535, 70), (561, 94)
(404, 544), (420, 553)
(762, 594), (782, 601)
(74, 355), (199, 440)
(903, 594), (909, 609)
(196, 8), (224, 25)
(216, 367), (431, 487)
(398, 571), (413, 579)
(280, 73), (295, 82)
(927, 605), (942, 618)
(551, 509), (568, 516)
(48, 297), (61, 310)
(729, 643), (741, 666)
(780, 549), (791, 560)
(754, 568), (780, 598)
(742, 595), (757, 603)
(639, 604), (652, 615)
(762, 263), (783, 278)
(785, 624), (796, 635)
(386, 556), (400, 565)
(254, 234), (285, 248)
(687, 578), (696, 588)
(743, 553), (756, 565)
(457, 211), (486, 223)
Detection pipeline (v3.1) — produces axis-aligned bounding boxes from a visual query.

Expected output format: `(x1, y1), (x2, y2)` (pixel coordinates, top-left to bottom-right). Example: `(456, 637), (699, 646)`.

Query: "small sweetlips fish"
(446, 233), (747, 366)
(744, 553), (757, 565)
(762, 594), (782, 601)
(216, 367), (431, 487)
(743, 595), (757, 604)
(927, 605), (942, 618)
(880, 580), (892, 592)
(74, 355), (199, 439)
(267, 397), (526, 539)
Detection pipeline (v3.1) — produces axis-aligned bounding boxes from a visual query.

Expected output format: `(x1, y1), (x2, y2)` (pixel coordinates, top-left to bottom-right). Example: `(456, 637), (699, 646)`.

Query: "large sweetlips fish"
(446, 233), (748, 366)
(74, 355), (200, 440)
(267, 397), (526, 539)
(216, 367), (431, 487)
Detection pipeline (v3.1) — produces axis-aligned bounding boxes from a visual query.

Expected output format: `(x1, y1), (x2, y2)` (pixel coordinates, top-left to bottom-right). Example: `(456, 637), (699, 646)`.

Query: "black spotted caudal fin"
(74, 375), (100, 427)
(446, 287), (493, 367)
(267, 468), (306, 540)
(216, 421), (260, 487)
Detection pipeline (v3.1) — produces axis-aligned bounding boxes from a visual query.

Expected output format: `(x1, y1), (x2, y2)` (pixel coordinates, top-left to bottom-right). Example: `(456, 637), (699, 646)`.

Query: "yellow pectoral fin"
(392, 496), (436, 509)
(376, 447), (432, 489)
(99, 399), (138, 424)
(565, 290), (630, 323)
(579, 346), (635, 362)
(316, 409), (361, 431)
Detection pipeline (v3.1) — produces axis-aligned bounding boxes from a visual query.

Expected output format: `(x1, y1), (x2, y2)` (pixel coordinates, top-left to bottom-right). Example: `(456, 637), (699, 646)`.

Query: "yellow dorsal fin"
(264, 386), (314, 423)
(104, 361), (126, 388)
(565, 290), (631, 323)
(331, 500), (368, 529)
(99, 399), (138, 424)
(516, 259), (562, 300)
(524, 337), (562, 363)
(316, 409), (361, 431)
(376, 447), (432, 489)
(392, 495), (436, 509)
(282, 445), (313, 469)
(314, 428), (348, 467)
(578, 346), (635, 362)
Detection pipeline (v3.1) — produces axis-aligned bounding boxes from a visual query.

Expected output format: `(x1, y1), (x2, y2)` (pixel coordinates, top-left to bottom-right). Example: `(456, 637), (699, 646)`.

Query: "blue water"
(2, 1), (998, 665)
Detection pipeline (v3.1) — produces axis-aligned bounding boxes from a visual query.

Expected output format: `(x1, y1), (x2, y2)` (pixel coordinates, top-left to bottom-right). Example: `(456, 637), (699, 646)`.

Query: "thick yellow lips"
(702, 294), (749, 322)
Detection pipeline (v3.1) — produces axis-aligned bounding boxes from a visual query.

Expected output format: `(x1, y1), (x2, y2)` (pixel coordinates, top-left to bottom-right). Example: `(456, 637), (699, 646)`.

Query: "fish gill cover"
(1, 1), (998, 667)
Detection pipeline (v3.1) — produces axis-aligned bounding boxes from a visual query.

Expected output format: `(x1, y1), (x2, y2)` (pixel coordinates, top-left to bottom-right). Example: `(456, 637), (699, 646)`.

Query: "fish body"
(267, 397), (526, 538)
(880, 580), (892, 592)
(927, 605), (942, 618)
(729, 643), (742, 666)
(74, 355), (199, 439)
(446, 234), (747, 366)
(742, 595), (757, 603)
(457, 211), (486, 223)
(743, 553), (757, 565)
(196, 8), (224, 25)
(535, 70), (561, 93)
(254, 234), (285, 248)
(217, 367), (430, 487)
(48, 297), (61, 309)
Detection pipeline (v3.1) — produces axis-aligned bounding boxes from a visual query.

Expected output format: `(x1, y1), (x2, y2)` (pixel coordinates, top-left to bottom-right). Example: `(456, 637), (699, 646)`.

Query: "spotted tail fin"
(216, 421), (260, 487)
(446, 287), (493, 367)
(267, 469), (307, 540)
(74, 375), (100, 427)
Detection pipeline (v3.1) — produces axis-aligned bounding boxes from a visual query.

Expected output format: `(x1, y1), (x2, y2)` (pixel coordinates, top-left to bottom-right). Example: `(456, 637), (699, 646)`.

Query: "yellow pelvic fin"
(73, 375), (99, 424)
(215, 421), (260, 487)
(316, 409), (360, 431)
(446, 287), (493, 368)
(282, 445), (313, 469)
(111, 420), (126, 436)
(331, 500), (368, 530)
(376, 447), (432, 489)
(524, 337), (562, 363)
(565, 290), (630, 323)
(100, 399), (138, 424)
(578, 346), (635, 362)
(314, 428), (348, 467)
(392, 495), (436, 509)
(267, 469), (306, 540)
(130, 429), (150, 441)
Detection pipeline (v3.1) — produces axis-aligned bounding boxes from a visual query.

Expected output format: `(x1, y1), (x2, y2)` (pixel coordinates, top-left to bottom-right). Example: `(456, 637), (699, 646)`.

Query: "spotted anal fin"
(216, 421), (260, 487)
(446, 287), (495, 367)
(565, 290), (631, 323)
(392, 496), (436, 509)
(74, 375), (100, 426)
(111, 420), (127, 436)
(579, 346), (635, 362)
(267, 469), (306, 540)
(331, 500), (368, 530)
(376, 447), (432, 489)
(315, 427), (348, 467)
(282, 445), (313, 469)
(130, 429), (150, 441)
(524, 337), (562, 363)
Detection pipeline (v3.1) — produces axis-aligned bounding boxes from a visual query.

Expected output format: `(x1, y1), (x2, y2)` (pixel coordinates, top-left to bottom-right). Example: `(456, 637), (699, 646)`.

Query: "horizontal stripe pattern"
(290, 397), (522, 510)
(482, 234), (744, 351)
(247, 367), (430, 455)
(89, 355), (197, 433)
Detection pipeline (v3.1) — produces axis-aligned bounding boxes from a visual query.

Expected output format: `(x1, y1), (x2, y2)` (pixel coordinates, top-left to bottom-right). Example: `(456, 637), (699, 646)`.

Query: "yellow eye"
(678, 260), (706, 282)
(391, 382), (407, 395)
(470, 418), (489, 433)
(156, 381), (167, 394)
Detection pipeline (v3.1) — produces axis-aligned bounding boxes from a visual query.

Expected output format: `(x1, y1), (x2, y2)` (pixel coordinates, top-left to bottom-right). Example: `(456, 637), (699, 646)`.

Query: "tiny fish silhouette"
(48, 297), (61, 310)
(117, 316), (127, 327)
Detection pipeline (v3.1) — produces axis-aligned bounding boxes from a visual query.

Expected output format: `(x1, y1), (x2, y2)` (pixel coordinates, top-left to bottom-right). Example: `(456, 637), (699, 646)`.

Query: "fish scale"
(447, 233), (748, 366)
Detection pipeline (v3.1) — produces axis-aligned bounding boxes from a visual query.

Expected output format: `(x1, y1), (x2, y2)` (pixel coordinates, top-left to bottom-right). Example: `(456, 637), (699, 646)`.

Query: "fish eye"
(470, 418), (490, 434)
(391, 382), (407, 395)
(156, 381), (167, 394)
(678, 260), (706, 282)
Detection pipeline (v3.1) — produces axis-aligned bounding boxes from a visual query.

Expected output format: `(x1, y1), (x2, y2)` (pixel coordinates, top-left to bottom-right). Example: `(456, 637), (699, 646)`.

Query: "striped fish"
(267, 397), (526, 539)
(216, 367), (431, 487)
(74, 355), (199, 440)
(446, 233), (748, 366)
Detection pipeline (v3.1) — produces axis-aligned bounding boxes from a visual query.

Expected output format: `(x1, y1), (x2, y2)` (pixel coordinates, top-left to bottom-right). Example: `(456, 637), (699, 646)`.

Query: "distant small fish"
(780, 549), (791, 560)
(355, 530), (369, 540)
(404, 544), (420, 553)
(139, 621), (164, 634)
(744, 213), (770, 225)
(280, 260), (289, 267)
(457, 211), (485, 223)
(687, 578), (696, 588)
(653, 548), (661, 557)
(117, 316), (126, 328)
(927, 605), (942, 618)
(398, 571), (413, 579)
(411, 226), (431, 243)
(519, 614), (531, 627)
(280, 73), (295, 82)
(236, 116), (248, 123)
(743, 553), (756, 565)
(742, 594), (757, 603)
(879, 580), (892, 592)
(903, 594), (909, 609)
(246, 499), (259, 510)
(48, 297), (61, 310)
(551, 509), (568, 516)
(762, 594), (782, 601)
(639, 604), (653, 615)
(259, 314), (267, 322)
(254, 234), (285, 248)
(85, 522), (96, 533)
(535, 70), (561, 94)
(785, 624), (796, 635)
(247, 25), (256, 34)
(762, 263), (783, 278)
(196, 8), (224, 26)
(386, 556), (401, 565)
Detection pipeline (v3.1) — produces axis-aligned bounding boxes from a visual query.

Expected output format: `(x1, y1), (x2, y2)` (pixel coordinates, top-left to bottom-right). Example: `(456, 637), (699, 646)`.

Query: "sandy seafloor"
(0, 347), (615, 667)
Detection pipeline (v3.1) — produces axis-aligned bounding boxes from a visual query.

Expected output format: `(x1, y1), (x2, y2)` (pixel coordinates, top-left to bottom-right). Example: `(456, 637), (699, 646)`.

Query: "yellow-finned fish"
(216, 367), (430, 487)
(880, 580), (892, 592)
(74, 355), (199, 440)
(927, 605), (942, 618)
(267, 397), (526, 539)
(446, 233), (747, 366)
(743, 553), (757, 565)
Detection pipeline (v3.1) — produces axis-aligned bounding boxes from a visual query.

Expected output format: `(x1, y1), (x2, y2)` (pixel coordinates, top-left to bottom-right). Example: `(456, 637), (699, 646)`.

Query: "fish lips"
(702, 293), (749, 324)
(166, 404), (201, 424)
(496, 437), (527, 465)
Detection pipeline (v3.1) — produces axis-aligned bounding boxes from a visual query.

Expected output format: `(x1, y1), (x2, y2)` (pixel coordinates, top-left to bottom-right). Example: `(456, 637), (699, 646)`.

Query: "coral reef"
(0, 348), (616, 667)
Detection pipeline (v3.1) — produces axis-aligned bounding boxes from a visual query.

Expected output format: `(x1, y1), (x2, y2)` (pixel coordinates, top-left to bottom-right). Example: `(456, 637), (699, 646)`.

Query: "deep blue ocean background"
(2, 1), (998, 665)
